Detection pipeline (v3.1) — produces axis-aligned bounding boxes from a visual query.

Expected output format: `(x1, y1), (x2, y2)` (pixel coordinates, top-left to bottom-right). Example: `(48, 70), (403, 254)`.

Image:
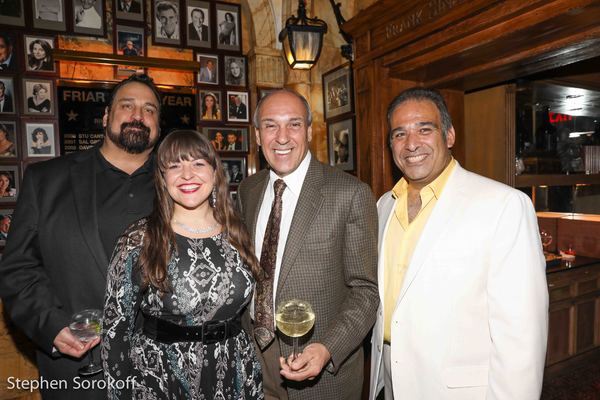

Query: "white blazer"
(370, 163), (548, 400)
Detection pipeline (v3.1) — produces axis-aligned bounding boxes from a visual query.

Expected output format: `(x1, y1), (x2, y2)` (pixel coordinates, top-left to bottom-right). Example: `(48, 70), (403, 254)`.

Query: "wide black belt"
(142, 312), (242, 344)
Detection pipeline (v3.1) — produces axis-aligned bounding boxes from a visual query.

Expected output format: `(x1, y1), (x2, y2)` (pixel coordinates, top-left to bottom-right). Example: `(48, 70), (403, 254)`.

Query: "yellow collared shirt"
(383, 158), (456, 342)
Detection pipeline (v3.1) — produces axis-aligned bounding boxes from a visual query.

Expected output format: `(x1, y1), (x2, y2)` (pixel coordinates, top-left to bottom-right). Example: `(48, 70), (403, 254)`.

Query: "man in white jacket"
(370, 87), (548, 400)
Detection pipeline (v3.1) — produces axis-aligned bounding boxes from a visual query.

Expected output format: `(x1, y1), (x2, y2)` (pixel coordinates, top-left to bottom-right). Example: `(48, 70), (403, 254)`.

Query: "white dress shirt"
(252, 152), (311, 323)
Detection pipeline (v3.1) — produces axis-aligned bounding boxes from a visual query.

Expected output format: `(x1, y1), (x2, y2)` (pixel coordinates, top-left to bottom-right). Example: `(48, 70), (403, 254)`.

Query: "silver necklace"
(173, 219), (219, 234)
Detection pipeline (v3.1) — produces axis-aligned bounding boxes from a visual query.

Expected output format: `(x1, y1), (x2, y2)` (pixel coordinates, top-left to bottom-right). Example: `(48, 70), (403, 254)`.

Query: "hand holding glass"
(69, 309), (103, 376)
(275, 299), (315, 361)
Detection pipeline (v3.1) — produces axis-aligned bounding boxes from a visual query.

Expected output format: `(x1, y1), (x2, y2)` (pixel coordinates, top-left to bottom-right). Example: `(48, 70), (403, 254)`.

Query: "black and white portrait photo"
(26, 122), (55, 157)
(24, 35), (55, 72)
(0, 166), (18, 201)
(117, 25), (144, 56)
(0, 78), (15, 114)
(186, 0), (210, 47)
(73, 0), (104, 36)
(323, 64), (352, 119)
(216, 3), (239, 51)
(33, 0), (66, 30)
(224, 56), (245, 86)
(23, 79), (54, 115)
(115, 0), (143, 21)
(328, 118), (354, 171)
(227, 91), (248, 122)
(197, 54), (218, 84)
(0, 121), (17, 158)
(154, 0), (180, 45)
(0, 33), (17, 71)
(0, 0), (25, 26)
(221, 157), (245, 185)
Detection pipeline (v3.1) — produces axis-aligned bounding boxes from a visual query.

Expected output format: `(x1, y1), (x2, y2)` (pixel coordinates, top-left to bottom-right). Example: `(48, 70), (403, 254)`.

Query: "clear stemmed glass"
(540, 229), (553, 255)
(275, 299), (315, 361)
(69, 309), (103, 376)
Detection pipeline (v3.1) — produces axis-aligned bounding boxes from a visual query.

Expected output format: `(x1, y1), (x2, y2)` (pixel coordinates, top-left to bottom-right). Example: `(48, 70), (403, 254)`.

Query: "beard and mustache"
(106, 120), (158, 154)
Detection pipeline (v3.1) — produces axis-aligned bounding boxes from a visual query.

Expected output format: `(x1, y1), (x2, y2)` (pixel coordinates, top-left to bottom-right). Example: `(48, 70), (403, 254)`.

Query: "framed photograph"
(0, 0), (25, 26)
(25, 121), (56, 157)
(229, 190), (237, 204)
(33, 0), (67, 31)
(23, 78), (55, 115)
(196, 53), (218, 84)
(0, 165), (18, 202)
(221, 156), (245, 185)
(24, 35), (56, 73)
(0, 208), (13, 245)
(73, 0), (105, 36)
(224, 55), (246, 87)
(0, 33), (19, 72)
(153, 0), (181, 46)
(226, 91), (248, 122)
(115, 0), (144, 22)
(203, 126), (248, 152)
(0, 77), (15, 114)
(328, 117), (354, 171)
(216, 2), (240, 51)
(323, 63), (353, 119)
(185, 0), (210, 48)
(198, 90), (222, 121)
(116, 25), (144, 56)
(0, 121), (18, 158)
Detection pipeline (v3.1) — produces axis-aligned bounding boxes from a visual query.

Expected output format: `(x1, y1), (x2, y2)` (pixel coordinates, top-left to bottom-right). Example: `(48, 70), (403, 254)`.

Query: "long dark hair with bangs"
(138, 129), (259, 293)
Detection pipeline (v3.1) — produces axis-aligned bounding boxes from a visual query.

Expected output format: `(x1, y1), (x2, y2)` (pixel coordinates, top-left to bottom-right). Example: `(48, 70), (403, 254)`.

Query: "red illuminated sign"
(549, 112), (573, 123)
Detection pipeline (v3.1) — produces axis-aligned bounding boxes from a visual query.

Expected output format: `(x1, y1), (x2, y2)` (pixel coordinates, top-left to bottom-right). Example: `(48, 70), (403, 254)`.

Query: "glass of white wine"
(275, 299), (315, 361)
(69, 309), (103, 376)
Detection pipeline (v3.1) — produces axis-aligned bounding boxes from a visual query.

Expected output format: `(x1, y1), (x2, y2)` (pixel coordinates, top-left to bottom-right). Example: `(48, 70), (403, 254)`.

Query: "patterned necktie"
(254, 179), (286, 349)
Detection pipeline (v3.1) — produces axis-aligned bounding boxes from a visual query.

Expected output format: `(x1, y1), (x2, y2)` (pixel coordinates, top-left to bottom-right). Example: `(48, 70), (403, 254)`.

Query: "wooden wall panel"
(576, 299), (596, 353)
(464, 84), (515, 185)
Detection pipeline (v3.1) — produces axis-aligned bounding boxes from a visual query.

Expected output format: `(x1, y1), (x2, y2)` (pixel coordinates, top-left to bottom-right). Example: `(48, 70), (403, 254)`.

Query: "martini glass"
(69, 309), (103, 376)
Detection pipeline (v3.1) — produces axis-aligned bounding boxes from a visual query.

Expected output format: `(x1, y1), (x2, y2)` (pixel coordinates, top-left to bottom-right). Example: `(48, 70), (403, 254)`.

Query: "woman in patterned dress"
(101, 129), (263, 399)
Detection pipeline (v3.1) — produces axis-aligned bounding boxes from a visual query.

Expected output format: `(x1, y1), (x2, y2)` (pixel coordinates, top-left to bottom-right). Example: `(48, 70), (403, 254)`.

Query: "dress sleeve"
(101, 228), (145, 399)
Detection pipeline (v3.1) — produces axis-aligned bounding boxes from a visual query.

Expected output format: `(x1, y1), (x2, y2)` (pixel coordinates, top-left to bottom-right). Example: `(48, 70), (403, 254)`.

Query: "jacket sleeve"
(0, 166), (70, 354)
(321, 182), (380, 373)
(486, 190), (548, 400)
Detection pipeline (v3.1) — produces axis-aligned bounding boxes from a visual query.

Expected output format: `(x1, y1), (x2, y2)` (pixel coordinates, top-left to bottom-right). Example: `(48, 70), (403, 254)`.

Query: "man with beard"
(0, 74), (161, 400)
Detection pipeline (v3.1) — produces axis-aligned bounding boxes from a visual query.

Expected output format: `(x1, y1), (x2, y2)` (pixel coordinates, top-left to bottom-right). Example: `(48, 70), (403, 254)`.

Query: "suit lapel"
(276, 157), (324, 296)
(70, 151), (110, 278)
(245, 171), (269, 242)
(396, 164), (467, 303)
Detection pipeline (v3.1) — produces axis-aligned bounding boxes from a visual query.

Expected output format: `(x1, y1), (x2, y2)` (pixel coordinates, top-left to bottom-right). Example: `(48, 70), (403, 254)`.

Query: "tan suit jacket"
(238, 156), (379, 400)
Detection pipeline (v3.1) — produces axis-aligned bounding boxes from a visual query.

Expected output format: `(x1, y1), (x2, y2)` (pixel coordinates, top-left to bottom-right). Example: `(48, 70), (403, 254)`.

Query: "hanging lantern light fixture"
(279, 0), (328, 70)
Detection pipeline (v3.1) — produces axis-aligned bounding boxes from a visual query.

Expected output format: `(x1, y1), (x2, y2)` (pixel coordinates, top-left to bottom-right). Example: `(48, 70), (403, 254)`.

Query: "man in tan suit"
(238, 89), (378, 400)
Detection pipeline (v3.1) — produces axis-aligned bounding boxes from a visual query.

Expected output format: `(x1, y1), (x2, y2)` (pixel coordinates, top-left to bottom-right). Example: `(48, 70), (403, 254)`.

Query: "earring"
(211, 187), (217, 208)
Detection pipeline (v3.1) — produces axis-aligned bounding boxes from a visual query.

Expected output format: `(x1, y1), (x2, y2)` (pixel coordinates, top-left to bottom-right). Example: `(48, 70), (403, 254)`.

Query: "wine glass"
(69, 309), (103, 376)
(540, 229), (553, 255)
(275, 299), (315, 361)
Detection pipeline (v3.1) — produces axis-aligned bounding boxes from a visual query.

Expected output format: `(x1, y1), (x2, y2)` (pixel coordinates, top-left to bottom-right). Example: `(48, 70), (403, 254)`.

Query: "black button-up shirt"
(94, 147), (155, 259)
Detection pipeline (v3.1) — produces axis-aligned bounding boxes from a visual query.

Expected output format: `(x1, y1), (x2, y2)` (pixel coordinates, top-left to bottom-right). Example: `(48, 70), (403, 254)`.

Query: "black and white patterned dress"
(101, 219), (263, 400)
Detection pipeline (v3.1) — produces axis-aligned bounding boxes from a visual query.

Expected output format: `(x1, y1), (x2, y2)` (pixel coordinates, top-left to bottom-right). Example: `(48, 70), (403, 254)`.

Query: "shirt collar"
(391, 157), (456, 200)
(94, 143), (155, 176)
(268, 151), (311, 197)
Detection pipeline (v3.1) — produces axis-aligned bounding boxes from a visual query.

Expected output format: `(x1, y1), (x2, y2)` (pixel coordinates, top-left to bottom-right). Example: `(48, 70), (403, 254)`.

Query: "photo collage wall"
(0, 0), (251, 247)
